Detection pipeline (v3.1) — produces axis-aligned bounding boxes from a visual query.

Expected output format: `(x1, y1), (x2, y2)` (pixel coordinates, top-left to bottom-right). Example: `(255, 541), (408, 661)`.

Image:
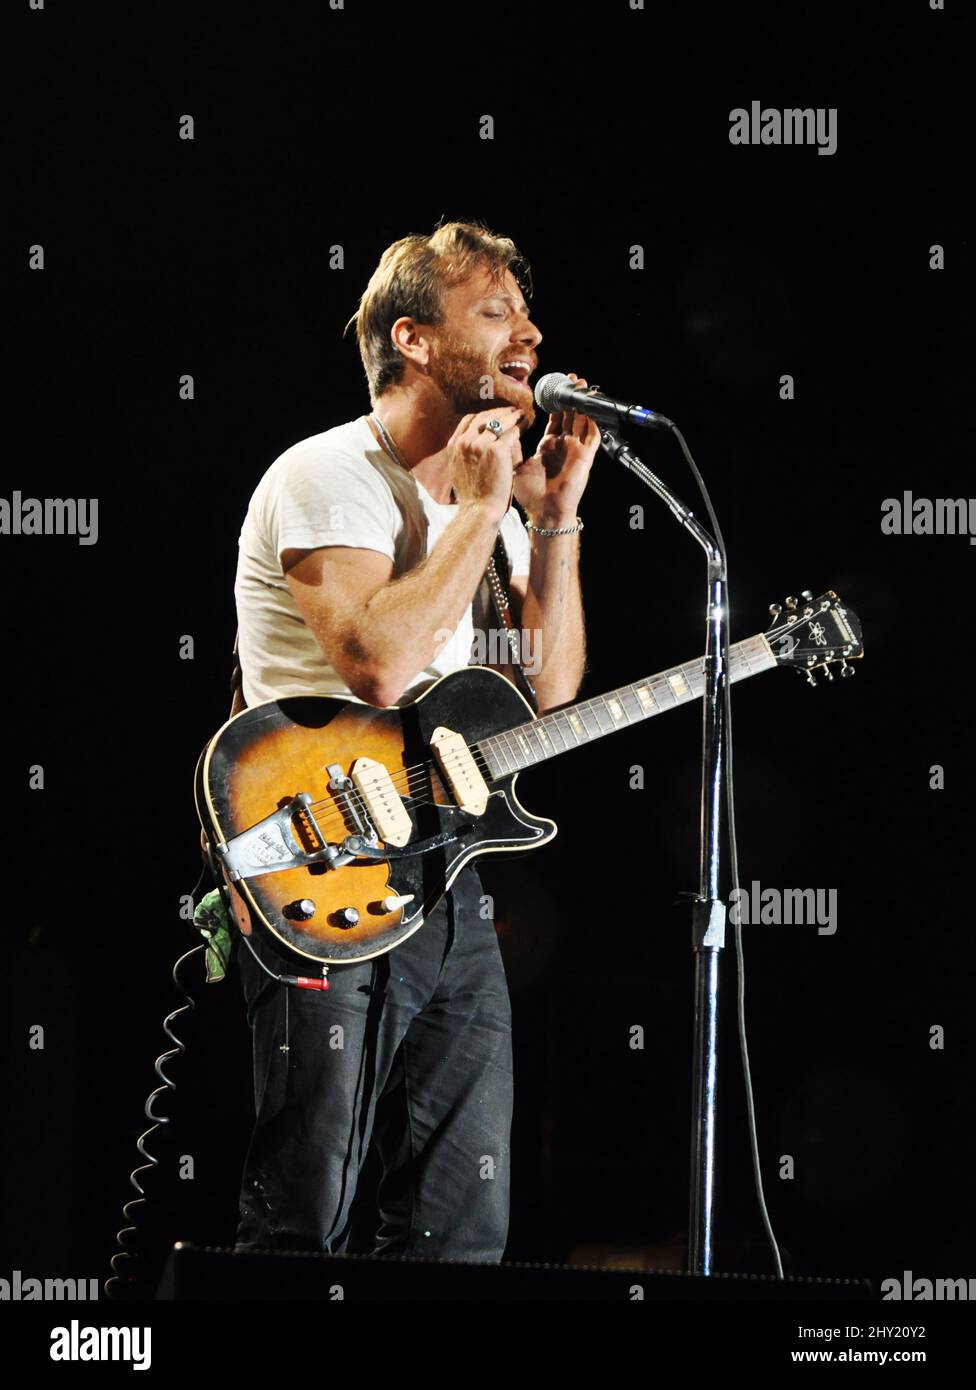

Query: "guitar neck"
(476, 632), (777, 776)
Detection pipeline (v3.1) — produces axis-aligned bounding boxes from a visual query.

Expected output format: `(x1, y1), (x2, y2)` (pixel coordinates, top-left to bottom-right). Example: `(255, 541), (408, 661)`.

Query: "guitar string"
(224, 644), (776, 848)
(301, 638), (767, 812)
(296, 643), (768, 831)
(301, 676), (700, 824)
(282, 644), (770, 838)
(224, 630), (831, 849)
(232, 630), (802, 838)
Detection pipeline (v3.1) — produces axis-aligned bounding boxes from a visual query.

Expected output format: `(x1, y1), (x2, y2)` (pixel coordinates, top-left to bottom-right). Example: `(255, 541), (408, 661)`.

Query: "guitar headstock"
(765, 590), (864, 686)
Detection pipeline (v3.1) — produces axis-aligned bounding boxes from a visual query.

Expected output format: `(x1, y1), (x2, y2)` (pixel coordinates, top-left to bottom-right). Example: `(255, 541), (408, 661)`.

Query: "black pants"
(234, 864), (513, 1262)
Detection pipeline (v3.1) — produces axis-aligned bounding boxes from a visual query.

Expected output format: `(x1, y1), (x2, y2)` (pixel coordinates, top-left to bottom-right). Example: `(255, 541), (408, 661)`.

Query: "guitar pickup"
(350, 757), (413, 847)
(430, 726), (489, 815)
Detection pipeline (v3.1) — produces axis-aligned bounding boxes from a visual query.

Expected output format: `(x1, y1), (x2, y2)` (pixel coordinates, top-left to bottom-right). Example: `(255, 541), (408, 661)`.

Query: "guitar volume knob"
(284, 899), (317, 922)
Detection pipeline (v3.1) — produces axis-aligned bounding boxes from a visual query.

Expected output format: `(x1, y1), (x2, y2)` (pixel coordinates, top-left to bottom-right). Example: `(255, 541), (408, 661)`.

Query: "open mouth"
(498, 359), (532, 386)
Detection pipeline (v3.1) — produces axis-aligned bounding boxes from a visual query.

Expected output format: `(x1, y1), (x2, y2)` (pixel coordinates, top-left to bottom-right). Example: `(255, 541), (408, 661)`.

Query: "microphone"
(534, 372), (674, 431)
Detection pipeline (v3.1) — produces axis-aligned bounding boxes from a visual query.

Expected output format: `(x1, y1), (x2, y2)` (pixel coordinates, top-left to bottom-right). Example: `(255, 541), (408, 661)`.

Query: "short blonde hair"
(345, 219), (532, 401)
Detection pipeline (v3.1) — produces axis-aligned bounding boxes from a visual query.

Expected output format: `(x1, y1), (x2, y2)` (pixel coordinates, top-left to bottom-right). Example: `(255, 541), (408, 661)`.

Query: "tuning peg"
(785, 596), (798, 610)
(800, 668), (817, 686)
(800, 589), (813, 601)
(840, 659), (855, 679)
(821, 664), (834, 681)
(768, 602), (782, 618)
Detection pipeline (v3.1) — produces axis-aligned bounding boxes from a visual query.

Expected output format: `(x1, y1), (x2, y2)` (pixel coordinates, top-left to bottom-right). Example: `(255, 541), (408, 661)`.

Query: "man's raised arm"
(284, 407), (523, 707)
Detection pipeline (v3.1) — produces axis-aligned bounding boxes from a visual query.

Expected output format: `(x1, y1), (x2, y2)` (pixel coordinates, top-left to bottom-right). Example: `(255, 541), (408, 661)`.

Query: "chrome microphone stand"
(599, 424), (728, 1277)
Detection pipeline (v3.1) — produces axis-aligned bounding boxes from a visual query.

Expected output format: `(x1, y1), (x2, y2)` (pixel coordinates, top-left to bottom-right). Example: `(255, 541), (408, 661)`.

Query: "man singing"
(232, 219), (598, 1261)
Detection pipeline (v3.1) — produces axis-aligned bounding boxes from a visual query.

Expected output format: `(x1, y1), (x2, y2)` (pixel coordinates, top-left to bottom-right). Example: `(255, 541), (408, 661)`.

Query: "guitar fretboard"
(476, 633), (776, 776)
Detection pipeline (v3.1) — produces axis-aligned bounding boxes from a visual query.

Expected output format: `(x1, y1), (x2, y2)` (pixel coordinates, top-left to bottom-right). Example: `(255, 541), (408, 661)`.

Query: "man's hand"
(514, 373), (599, 526)
(447, 406), (525, 524)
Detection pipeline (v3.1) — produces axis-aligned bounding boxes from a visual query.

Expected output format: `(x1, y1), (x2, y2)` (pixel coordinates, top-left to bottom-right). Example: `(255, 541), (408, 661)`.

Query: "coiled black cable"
(104, 862), (210, 1300)
(104, 836), (329, 1299)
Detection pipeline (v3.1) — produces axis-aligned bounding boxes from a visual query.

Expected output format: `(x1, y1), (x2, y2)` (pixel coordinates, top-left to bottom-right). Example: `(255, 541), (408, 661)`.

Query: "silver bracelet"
(525, 516), (584, 537)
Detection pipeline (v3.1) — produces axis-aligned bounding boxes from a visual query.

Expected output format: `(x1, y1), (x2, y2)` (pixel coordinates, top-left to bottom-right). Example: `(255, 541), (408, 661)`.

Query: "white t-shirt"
(234, 415), (532, 707)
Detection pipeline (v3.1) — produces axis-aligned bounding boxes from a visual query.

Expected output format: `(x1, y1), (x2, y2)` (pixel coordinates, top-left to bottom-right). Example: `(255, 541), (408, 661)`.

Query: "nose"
(512, 312), (542, 359)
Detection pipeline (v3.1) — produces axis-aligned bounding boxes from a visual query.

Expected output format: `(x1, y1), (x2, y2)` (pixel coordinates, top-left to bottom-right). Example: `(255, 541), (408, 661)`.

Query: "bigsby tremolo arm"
(215, 792), (368, 882)
(216, 789), (468, 883)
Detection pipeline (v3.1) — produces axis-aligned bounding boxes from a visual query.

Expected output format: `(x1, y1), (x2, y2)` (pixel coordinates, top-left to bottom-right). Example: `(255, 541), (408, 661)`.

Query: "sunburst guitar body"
(196, 668), (549, 963)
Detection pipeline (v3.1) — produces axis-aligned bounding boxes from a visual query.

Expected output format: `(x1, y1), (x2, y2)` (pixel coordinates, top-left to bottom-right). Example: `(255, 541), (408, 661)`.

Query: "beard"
(428, 328), (537, 430)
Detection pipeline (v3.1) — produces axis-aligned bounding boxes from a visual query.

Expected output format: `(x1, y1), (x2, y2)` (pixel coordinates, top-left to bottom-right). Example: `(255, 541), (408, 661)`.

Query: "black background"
(5, 0), (973, 1308)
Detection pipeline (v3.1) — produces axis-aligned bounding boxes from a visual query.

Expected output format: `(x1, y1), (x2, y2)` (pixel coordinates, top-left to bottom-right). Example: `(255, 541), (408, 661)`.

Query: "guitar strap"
(483, 530), (539, 713)
(229, 630), (246, 718)
(228, 532), (538, 717)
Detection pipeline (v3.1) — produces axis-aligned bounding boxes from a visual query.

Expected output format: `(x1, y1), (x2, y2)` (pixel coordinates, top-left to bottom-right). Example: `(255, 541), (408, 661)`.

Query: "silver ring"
(483, 419), (504, 437)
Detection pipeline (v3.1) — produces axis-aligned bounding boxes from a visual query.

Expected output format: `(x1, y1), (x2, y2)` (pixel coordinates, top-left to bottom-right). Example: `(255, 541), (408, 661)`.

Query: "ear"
(391, 315), (431, 370)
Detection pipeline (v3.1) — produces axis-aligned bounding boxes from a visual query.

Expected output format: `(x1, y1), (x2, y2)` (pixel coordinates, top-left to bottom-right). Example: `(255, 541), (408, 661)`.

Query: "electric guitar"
(195, 590), (863, 964)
